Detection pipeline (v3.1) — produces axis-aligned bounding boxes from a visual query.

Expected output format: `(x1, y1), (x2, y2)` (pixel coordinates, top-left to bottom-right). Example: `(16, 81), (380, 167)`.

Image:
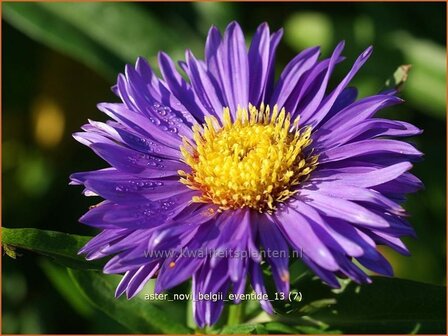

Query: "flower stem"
(194, 326), (207, 334)
(227, 303), (244, 326)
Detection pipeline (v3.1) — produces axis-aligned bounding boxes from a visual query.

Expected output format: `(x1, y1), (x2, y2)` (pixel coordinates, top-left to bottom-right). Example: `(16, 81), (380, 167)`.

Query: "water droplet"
(115, 185), (127, 192)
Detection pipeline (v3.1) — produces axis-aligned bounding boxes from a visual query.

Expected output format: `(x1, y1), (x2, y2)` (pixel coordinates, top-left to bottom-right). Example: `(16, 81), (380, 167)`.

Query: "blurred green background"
(2, 2), (446, 334)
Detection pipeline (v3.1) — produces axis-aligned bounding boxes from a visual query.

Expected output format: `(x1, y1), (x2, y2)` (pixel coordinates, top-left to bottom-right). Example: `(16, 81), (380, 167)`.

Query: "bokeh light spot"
(32, 97), (65, 148)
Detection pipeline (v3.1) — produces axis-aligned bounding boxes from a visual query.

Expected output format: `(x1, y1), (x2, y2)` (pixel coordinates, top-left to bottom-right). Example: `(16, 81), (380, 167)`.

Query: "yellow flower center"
(178, 104), (318, 212)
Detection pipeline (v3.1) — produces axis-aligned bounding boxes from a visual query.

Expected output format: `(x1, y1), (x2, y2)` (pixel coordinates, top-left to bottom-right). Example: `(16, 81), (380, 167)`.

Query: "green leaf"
(1, 227), (103, 270)
(38, 2), (197, 63)
(275, 274), (446, 334)
(254, 324), (269, 334)
(68, 268), (192, 334)
(2, 2), (123, 79)
(39, 259), (95, 317)
(219, 323), (259, 334)
(219, 321), (339, 335)
(262, 321), (299, 334)
(3, 2), (200, 79)
(263, 321), (341, 335)
(390, 32), (446, 118)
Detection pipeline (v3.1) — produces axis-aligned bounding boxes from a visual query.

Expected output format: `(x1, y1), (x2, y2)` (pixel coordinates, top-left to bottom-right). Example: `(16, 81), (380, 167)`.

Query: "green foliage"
(393, 32), (446, 118)
(2, 227), (103, 270)
(2, 2), (123, 79)
(3, 2), (200, 80)
(39, 259), (95, 318)
(219, 324), (261, 334)
(69, 269), (192, 334)
(220, 322), (340, 335)
(271, 273), (446, 334)
(3, 228), (192, 333)
(37, 2), (198, 63)
(3, 227), (445, 334)
(217, 273), (445, 334)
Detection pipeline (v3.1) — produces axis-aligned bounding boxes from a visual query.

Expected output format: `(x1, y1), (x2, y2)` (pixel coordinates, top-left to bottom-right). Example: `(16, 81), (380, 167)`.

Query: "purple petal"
(230, 258), (248, 303)
(319, 87), (358, 124)
(115, 269), (138, 297)
(257, 213), (290, 294)
(270, 46), (320, 110)
(80, 229), (131, 258)
(250, 261), (274, 314)
(90, 143), (186, 176)
(315, 118), (422, 150)
(295, 41), (345, 123)
(304, 46), (373, 127)
(311, 162), (413, 188)
(357, 249), (393, 276)
(286, 200), (365, 257)
(158, 52), (208, 122)
(79, 194), (193, 230)
(155, 256), (204, 293)
(78, 120), (181, 161)
(303, 181), (404, 214)
(212, 22), (249, 116)
(262, 28), (283, 102)
(84, 177), (191, 204)
(301, 254), (340, 288)
(373, 172), (423, 194)
(185, 50), (225, 117)
(319, 139), (422, 164)
(205, 25), (222, 74)
(248, 22), (271, 105)
(119, 64), (194, 138)
(300, 190), (391, 228)
(316, 95), (403, 137)
(289, 55), (344, 119)
(98, 102), (182, 148)
(367, 230), (410, 255)
(350, 119), (423, 140)
(274, 206), (339, 271)
(126, 262), (160, 299)
(102, 123), (183, 160)
(202, 259), (230, 294)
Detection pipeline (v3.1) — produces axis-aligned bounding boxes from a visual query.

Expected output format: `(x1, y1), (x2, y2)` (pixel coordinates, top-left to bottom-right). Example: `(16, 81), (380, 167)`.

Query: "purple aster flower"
(71, 22), (423, 327)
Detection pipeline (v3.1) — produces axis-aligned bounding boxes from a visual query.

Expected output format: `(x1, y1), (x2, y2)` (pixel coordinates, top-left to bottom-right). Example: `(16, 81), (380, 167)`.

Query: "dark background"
(2, 2), (446, 333)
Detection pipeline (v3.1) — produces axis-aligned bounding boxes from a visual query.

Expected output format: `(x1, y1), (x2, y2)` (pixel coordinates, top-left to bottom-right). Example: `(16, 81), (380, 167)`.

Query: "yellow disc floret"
(178, 104), (318, 212)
